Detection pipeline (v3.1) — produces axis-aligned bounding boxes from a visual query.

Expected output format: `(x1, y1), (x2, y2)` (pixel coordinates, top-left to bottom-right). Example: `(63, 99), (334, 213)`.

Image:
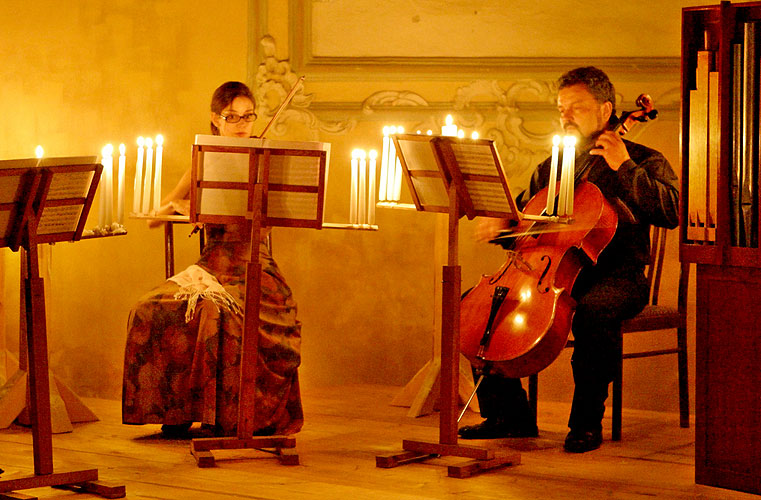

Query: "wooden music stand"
(375, 134), (522, 478)
(187, 135), (329, 468)
(0, 157), (125, 498)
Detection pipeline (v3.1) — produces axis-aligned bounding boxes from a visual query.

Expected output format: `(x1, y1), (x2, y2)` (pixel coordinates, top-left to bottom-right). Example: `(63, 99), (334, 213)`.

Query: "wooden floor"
(0, 384), (757, 500)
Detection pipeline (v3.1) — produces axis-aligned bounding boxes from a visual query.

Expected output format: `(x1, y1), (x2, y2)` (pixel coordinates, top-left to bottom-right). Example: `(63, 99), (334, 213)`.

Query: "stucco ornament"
(255, 35), (356, 135)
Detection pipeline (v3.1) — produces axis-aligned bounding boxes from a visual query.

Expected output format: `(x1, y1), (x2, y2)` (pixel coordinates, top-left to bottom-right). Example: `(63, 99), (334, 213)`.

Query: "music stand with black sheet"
(0, 157), (126, 498)
(375, 134), (523, 478)
(188, 135), (328, 468)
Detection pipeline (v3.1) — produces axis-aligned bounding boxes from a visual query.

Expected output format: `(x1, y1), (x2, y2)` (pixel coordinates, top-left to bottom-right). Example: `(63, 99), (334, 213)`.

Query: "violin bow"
(257, 75), (305, 139)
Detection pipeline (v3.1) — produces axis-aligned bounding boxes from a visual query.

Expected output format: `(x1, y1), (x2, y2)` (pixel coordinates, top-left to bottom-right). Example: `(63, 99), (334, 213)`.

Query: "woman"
(122, 81), (303, 438)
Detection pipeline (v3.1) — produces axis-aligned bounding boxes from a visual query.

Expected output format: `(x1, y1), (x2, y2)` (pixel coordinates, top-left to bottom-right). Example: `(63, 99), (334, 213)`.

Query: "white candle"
(379, 126), (389, 202)
(100, 144), (114, 227)
(358, 150), (367, 226)
(133, 137), (144, 214)
(441, 114), (458, 136)
(368, 149), (377, 225)
(546, 135), (561, 216)
(99, 146), (106, 228)
(34, 145), (44, 167)
(393, 156), (403, 202)
(386, 126), (397, 203)
(350, 149), (359, 225)
(557, 138), (569, 217)
(117, 144), (126, 225)
(153, 134), (163, 213)
(565, 135), (576, 215)
(141, 137), (154, 214)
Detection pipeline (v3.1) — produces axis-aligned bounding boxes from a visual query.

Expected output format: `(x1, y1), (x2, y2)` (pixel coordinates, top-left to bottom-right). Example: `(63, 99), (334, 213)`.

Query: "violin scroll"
(615, 94), (658, 135)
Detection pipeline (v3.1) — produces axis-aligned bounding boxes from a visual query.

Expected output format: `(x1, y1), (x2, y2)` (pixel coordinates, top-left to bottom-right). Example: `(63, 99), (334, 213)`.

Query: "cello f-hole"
(475, 286), (510, 359)
(537, 255), (552, 293)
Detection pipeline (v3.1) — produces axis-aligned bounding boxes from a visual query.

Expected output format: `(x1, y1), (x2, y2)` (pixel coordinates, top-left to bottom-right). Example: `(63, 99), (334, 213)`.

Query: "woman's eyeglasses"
(219, 112), (257, 123)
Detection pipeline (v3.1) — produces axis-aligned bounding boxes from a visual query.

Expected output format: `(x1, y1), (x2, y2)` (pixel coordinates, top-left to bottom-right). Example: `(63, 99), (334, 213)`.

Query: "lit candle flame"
(35, 145), (44, 159)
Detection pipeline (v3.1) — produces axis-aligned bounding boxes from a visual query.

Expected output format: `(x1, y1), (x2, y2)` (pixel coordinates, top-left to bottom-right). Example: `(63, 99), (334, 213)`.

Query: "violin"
(458, 95), (657, 380)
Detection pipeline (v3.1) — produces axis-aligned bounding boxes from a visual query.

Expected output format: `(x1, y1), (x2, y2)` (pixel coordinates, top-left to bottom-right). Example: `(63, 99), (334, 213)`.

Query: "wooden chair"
(527, 226), (690, 441)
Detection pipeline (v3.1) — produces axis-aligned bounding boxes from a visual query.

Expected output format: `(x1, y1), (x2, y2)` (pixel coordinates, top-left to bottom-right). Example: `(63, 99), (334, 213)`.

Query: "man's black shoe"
(458, 418), (538, 439)
(563, 428), (603, 453)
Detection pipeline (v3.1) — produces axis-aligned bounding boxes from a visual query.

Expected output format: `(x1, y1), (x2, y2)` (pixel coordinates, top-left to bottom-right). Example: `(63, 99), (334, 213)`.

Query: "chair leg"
(612, 337), (623, 441)
(677, 325), (690, 428)
(528, 373), (538, 424)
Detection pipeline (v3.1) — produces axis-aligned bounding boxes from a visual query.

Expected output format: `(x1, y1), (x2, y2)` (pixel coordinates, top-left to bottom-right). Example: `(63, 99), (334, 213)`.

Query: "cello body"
(459, 181), (617, 378)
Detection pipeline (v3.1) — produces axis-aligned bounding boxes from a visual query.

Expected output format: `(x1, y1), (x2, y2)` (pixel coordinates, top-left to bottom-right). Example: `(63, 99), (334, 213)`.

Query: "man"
(459, 66), (680, 453)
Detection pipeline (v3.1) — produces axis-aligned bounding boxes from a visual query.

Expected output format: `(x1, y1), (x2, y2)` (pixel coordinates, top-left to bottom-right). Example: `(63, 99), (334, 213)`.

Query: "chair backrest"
(644, 226), (689, 309)
(645, 226), (668, 305)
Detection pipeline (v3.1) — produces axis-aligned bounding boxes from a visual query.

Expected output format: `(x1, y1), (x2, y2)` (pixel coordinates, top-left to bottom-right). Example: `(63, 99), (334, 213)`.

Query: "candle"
(100, 144), (114, 227)
(153, 134), (163, 213)
(350, 149), (359, 225)
(379, 126), (389, 202)
(117, 143), (126, 224)
(386, 126), (397, 203)
(368, 149), (377, 225)
(35, 145), (44, 167)
(557, 137), (569, 217)
(546, 135), (561, 216)
(141, 137), (153, 214)
(457, 129), (465, 139)
(471, 131), (479, 140)
(133, 137), (145, 214)
(441, 114), (458, 136)
(565, 135), (576, 215)
(358, 150), (367, 226)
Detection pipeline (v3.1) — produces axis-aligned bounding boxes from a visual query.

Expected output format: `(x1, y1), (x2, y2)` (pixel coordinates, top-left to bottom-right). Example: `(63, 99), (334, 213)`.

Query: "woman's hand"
(170, 199), (190, 215)
(147, 200), (191, 228)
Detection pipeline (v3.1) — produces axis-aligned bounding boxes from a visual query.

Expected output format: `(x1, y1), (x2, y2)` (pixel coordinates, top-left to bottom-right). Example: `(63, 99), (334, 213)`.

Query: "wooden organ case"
(682, 2), (761, 495)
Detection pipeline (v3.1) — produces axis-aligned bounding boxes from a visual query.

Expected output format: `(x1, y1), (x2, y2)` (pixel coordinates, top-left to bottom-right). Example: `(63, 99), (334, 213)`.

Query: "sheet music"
(47, 171), (94, 200)
(397, 139), (440, 173)
(37, 205), (82, 234)
(0, 175), (23, 204)
(411, 177), (449, 208)
(194, 134), (329, 224)
(464, 179), (511, 213)
(267, 191), (318, 220)
(0, 158), (38, 170)
(450, 143), (501, 176)
(203, 152), (251, 182)
(270, 155), (321, 186)
(199, 188), (248, 217)
(0, 210), (11, 239)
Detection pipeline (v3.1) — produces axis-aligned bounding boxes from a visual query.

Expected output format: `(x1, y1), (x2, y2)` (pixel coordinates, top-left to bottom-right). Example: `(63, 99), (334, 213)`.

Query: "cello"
(459, 95), (658, 384)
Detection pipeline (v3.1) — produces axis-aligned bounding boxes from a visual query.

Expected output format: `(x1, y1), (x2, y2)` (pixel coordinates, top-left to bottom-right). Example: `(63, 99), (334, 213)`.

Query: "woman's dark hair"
(210, 81), (255, 135)
(557, 66), (616, 115)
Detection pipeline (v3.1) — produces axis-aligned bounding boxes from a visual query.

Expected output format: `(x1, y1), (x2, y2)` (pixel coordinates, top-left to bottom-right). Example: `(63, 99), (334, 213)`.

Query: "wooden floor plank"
(0, 384), (756, 499)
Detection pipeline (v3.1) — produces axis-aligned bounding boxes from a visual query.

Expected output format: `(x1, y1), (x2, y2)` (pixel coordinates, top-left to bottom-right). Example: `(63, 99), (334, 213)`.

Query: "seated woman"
(122, 81), (303, 438)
